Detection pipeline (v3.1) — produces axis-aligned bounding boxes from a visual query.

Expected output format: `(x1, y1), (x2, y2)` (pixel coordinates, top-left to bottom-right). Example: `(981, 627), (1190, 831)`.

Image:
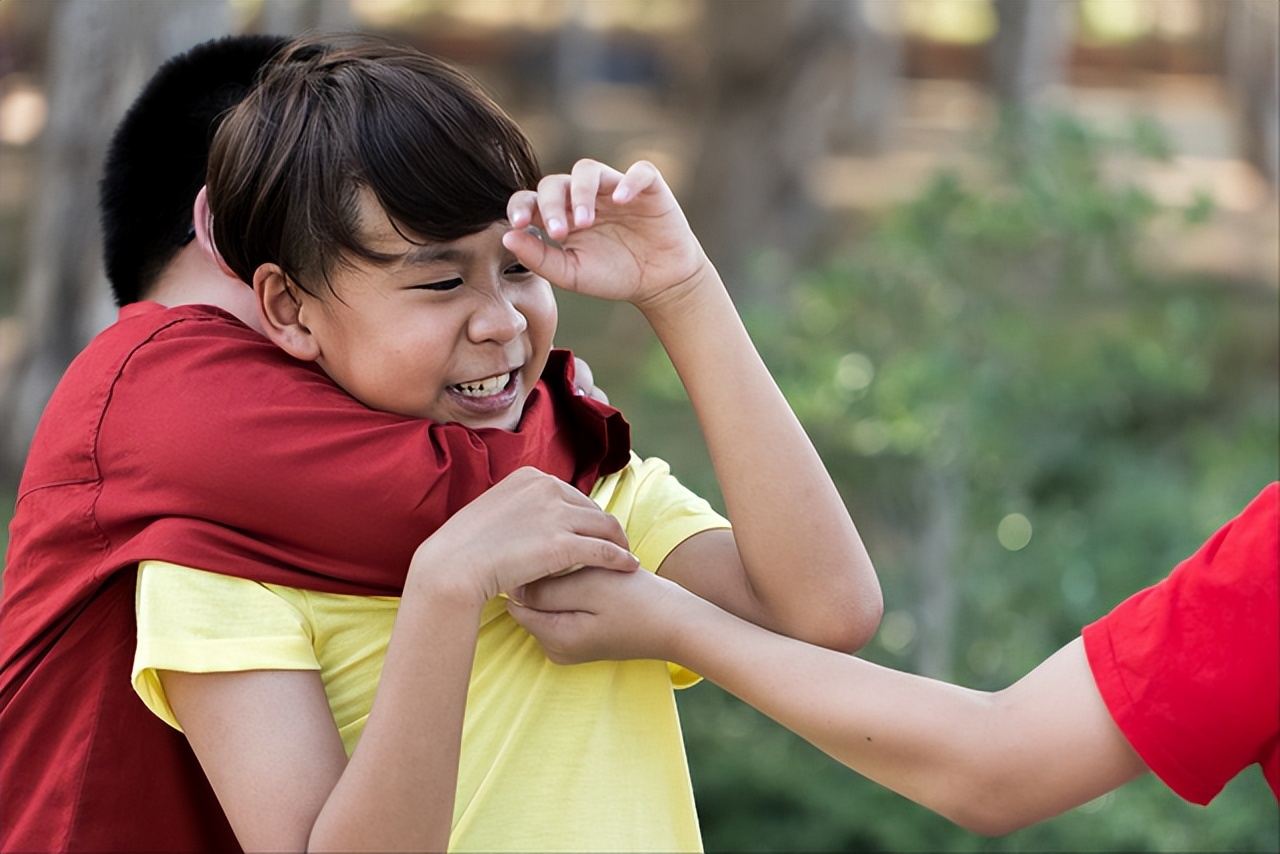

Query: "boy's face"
(297, 197), (557, 431)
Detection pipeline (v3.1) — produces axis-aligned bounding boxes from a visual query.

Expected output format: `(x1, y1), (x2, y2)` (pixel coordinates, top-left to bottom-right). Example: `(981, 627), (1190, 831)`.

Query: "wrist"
(633, 259), (722, 322)
(652, 581), (713, 667)
(406, 543), (491, 612)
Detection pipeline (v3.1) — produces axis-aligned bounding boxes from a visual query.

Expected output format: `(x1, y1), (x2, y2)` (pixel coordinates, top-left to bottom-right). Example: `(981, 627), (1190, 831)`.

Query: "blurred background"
(0, 0), (1276, 850)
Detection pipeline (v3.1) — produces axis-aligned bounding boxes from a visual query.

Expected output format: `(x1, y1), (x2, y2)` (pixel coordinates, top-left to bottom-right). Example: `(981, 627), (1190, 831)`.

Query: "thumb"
(505, 600), (591, 664)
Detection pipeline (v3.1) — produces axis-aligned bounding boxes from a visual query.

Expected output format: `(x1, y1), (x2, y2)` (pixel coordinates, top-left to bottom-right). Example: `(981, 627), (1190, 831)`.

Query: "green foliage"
(657, 111), (1280, 851)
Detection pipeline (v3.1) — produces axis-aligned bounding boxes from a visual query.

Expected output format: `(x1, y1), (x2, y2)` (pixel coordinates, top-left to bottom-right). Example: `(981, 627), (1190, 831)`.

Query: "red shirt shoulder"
(1082, 483), (1280, 805)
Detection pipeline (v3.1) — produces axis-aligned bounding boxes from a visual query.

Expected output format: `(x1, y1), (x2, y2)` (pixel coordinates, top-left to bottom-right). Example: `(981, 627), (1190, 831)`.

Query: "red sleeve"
(1082, 483), (1279, 805)
(92, 310), (627, 595)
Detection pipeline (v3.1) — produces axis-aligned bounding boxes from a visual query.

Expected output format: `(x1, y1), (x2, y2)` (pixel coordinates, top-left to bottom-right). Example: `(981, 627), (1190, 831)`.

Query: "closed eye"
(411, 277), (464, 291)
(504, 263), (532, 277)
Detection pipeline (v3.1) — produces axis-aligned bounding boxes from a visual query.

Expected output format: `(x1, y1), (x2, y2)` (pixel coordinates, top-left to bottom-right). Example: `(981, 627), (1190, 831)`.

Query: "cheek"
(524, 282), (558, 342)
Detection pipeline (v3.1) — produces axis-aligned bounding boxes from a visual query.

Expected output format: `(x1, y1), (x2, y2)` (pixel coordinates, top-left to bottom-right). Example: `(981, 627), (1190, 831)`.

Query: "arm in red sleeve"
(1083, 483), (1280, 804)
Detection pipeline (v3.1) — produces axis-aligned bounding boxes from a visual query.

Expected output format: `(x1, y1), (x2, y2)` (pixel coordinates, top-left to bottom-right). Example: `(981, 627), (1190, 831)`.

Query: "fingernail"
(574, 205), (590, 226)
(548, 217), (565, 235)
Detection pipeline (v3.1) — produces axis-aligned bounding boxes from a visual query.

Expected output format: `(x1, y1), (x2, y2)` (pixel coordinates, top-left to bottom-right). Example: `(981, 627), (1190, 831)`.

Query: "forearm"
(665, 593), (995, 820)
(642, 272), (880, 648)
(310, 582), (480, 851)
(665, 595), (1142, 835)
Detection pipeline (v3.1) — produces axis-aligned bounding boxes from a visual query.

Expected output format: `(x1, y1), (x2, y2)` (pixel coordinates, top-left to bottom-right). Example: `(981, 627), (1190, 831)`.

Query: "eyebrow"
(398, 243), (466, 267)
(391, 232), (516, 270)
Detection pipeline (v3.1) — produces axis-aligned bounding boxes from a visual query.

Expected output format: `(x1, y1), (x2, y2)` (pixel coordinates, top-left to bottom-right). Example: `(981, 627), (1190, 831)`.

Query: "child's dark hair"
(98, 34), (288, 306)
(207, 33), (542, 295)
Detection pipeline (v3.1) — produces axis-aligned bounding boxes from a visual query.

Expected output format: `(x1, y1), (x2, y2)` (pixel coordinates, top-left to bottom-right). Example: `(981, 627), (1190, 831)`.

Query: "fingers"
(507, 159), (632, 241)
(518, 568), (606, 611)
(571, 356), (608, 404)
(507, 571), (613, 666)
(612, 160), (662, 204)
(504, 603), (589, 665)
(497, 468), (638, 578)
(571, 355), (593, 396)
(538, 161), (614, 242)
(506, 568), (684, 666)
(569, 162), (604, 230)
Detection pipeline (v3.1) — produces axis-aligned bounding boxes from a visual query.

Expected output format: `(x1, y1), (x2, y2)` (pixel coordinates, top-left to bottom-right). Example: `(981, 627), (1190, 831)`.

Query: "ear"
(255, 264), (321, 362)
(193, 186), (239, 280)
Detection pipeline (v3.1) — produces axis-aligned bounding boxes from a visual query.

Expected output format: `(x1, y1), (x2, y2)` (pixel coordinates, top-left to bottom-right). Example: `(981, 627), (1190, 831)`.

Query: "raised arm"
(504, 160), (881, 651)
(509, 568), (1147, 835)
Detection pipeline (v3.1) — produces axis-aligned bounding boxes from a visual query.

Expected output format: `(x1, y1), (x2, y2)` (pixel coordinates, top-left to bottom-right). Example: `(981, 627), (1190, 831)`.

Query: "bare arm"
(510, 569), (1147, 835)
(505, 160), (881, 651)
(160, 469), (639, 852)
(641, 276), (879, 650)
(163, 585), (480, 852)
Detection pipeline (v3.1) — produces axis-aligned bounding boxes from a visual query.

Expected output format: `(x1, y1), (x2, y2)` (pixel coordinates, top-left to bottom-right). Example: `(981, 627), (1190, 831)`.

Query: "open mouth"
(453, 371), (513, 398)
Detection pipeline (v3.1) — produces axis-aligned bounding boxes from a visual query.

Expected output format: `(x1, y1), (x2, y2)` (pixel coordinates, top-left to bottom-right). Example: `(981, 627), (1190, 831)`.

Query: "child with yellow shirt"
(131, 32), (881, 852)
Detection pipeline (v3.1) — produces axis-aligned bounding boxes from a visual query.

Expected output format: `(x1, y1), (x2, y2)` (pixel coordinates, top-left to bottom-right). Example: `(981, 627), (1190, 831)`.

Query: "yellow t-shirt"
(133, 453), (728, 853)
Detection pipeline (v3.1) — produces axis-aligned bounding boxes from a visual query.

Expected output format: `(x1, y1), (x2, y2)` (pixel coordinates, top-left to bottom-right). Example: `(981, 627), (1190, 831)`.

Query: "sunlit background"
(1, 1), (1276, 850)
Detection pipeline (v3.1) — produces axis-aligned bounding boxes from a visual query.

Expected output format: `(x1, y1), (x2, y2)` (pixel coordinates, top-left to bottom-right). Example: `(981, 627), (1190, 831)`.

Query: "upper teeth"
(456, 373), (509, 397)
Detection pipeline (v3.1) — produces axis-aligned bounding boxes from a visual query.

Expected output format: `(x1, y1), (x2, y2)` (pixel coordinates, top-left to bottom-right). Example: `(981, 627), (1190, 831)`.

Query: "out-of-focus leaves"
(656, 110), (1279, 851)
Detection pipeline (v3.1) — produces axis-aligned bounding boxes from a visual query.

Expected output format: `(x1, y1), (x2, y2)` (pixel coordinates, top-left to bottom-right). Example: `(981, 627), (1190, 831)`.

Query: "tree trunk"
(0, 0), (230, 484)
(1223, 0), (1279, 189)
(684, 0), (872, 306)
(988, 0), (1074, 107)
(833, 0), (904, 156)
(912, 467), (963, 680)
(251, 0), (356, 34)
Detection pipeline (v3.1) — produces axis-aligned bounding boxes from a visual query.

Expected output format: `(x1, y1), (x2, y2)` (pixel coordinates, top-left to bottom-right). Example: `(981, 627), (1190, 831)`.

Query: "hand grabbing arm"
(161, 468), (638, 852)
(509, 568), (1147, 835)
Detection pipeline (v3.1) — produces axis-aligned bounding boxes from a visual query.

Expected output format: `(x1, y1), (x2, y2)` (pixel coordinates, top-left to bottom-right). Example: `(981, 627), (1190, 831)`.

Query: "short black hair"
(99, 34), (288, 306)
(208, 33), (541, 296)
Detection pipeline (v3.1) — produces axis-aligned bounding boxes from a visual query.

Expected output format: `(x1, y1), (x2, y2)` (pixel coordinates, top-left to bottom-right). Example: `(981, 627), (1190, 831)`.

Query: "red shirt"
(1083, 482), (1280, 805)
(0, 302), (628, 852)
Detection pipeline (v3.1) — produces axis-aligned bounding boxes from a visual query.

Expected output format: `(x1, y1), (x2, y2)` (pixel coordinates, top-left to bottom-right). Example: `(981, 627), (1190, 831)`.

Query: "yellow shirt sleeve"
(591, 452), (730, 575)
(132, 561), (320, 731)
(592, 453), (731, 688)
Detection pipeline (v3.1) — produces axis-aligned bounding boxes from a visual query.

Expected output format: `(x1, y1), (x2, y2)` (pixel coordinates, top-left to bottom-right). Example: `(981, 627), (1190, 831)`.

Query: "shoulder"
(589, 453), (701, 515)
(20, 304), (252, 488)
(100, 303), (365, 429)
(1159, 482), (1278, 605)
(1089, 483), (1278, 636)
(62, 302), (279, 404)
(590, 452), (730, 572)
(1081, 483), (1279, 803)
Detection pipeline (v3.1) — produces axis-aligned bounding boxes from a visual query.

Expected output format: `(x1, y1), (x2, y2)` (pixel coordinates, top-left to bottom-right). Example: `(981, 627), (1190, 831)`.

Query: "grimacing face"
(292, 197), (557, 431)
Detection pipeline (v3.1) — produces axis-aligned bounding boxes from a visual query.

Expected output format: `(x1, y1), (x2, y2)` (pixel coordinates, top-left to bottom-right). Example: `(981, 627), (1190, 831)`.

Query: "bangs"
(351, 64), (539, 244)
(207, 33), (541, 295)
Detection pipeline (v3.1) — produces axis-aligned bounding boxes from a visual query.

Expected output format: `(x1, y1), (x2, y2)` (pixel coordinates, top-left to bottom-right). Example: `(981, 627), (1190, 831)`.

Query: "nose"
(467, 284), (528, 344)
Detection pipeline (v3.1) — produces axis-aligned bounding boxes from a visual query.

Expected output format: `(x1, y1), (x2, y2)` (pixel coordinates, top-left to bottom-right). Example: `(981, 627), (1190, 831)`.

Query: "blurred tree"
(0, 0), (230, 484)
(645, 109), (1279, 850)
(684, 0), (902, 306)
(1223, 0), (1278, 189)
(249, 0), (356, 38)
(0, 0), (358, 485)
(988, 0), (1074, 106)
(831, 0), (905, 156)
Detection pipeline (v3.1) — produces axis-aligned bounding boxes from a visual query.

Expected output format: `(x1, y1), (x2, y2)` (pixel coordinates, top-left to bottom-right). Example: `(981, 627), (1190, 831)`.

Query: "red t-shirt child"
(1083, 482), (1279, 805)
(0, 302), (628, 853)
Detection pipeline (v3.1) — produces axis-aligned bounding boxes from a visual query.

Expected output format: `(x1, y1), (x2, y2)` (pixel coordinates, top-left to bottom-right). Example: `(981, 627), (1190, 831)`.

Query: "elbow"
(811, 586), (884, 654)
(947, 804), (1034, 839)
(836, 558), (885, 653)
(847, 572), (885, 652)
(943, 803), (1032, 838)
(843, 592), (884, 653)
(932, 756), (1042, 837)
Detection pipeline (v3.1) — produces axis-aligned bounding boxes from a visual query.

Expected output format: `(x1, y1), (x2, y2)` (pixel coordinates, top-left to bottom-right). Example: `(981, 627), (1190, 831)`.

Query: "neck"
(143, 246), (263, 333)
